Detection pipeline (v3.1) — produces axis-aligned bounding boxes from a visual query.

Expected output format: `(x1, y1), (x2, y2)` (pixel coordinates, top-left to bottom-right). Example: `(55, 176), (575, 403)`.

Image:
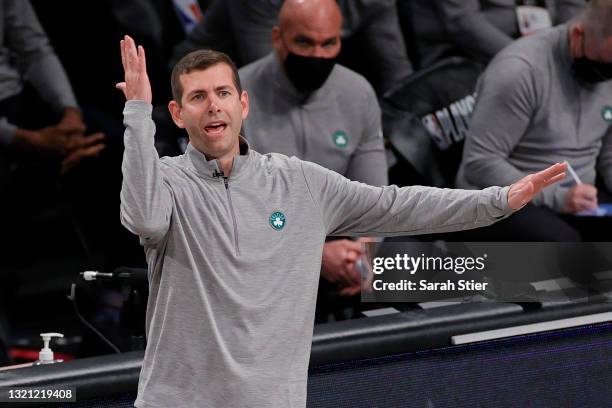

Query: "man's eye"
(323, 39), (338, 48)
(192, 94), (203, 101)
(219, 90), (230, 97)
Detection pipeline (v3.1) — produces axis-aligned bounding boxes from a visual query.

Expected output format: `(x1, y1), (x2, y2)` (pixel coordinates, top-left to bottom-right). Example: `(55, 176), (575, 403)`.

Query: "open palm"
(508, 162), (567, 210)
(116, 35), (152, 103)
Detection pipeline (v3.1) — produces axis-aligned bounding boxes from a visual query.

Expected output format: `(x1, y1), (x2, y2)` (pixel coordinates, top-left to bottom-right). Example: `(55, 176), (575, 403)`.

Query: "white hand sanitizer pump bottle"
(33, 333), (64, 365)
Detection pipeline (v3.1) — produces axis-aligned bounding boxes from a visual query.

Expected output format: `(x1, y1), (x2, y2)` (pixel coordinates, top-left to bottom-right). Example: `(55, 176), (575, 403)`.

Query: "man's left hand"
(508, 162), (567, 210)
(60, 132), (106, 174)
(58, 107), (86, 136)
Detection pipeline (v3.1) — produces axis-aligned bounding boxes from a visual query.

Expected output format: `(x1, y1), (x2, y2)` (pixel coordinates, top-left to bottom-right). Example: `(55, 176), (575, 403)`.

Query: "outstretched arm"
(302, 161), (566, 237)
(118, 36), (171, 246)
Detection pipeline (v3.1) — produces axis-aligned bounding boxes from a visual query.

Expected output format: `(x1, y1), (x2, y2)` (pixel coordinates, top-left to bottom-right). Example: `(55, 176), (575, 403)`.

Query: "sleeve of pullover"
(4, 0), (78, 112)
(341, 0), (414, 94)
(435, 0), (514, 63)
(300, 160), (513, 237)
(120, 100), (173, 246)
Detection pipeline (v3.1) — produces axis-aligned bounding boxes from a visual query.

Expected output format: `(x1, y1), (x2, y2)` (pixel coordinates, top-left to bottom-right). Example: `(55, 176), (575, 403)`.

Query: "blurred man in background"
(457, 0), (612, 241)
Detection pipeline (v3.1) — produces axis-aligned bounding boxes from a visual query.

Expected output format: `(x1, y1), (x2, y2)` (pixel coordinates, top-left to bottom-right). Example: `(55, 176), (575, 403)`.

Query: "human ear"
(168, 100), (185, 128)
(240, 90), (249, 120)
(272, 26), (287, 62)
(569, 24), (585, 58)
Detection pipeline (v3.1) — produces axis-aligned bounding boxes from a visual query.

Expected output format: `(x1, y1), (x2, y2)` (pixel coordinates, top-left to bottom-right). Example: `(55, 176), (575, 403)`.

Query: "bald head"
(272, 0), (342, 61)
(278, 0), (342, 32)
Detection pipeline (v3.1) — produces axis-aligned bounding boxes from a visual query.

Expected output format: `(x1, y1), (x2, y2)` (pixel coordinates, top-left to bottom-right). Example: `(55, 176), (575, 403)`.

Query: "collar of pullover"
(185, 136), (252, 181)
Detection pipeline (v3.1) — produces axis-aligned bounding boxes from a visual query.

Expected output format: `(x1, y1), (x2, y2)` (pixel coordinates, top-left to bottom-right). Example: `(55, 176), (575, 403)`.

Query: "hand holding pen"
(564, 161), (598, 214)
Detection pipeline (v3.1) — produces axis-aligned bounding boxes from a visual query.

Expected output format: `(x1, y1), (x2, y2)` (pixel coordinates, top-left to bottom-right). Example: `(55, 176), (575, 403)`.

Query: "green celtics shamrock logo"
(603, 106), (612, 123)
(269, 211), (286, 231)
(332, 130), (349, 148)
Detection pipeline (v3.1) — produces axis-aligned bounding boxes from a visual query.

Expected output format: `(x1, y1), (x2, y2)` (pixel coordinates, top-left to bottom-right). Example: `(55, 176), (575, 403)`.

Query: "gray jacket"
(121, 101), (513, 408)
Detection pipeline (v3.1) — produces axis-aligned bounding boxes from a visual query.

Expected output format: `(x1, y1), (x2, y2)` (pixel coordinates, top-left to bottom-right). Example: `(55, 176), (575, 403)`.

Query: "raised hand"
(116, 35), (152, 103)
(507, 162), (567, 210)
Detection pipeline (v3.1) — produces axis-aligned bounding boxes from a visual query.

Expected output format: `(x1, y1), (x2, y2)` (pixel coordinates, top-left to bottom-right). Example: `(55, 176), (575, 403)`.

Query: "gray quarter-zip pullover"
(120, 100), (513, 408)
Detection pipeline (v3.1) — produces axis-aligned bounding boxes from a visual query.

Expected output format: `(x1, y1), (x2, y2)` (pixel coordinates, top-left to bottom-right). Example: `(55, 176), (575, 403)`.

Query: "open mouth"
(204, 122), (227, 135)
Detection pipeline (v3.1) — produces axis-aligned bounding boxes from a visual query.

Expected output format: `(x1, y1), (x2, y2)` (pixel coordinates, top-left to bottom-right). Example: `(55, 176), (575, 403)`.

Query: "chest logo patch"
(269, 211), (286, 231)
(603, 106), (612, 123)
(332, 130), (349, 148)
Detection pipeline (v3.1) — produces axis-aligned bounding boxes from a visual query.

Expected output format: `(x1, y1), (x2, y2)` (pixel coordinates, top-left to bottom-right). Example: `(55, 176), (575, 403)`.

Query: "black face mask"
(283, 52), (336, 93)
(571, 57), (612, 84)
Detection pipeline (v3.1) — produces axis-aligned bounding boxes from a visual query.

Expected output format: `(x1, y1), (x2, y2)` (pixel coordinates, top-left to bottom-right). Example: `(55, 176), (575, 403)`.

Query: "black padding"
(381, 57), (483, 187)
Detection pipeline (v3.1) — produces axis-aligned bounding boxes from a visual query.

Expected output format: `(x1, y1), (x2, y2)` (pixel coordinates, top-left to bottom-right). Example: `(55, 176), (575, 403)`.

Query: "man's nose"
(312, 46), (327, 58)
(207, 97), (221, 113)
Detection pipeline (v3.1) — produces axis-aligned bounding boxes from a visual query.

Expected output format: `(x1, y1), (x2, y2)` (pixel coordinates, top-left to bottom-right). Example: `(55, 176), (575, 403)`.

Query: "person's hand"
(339, 237), (378, 296)
(507, 162), (567, 210)
(57, 107), (86, 136)
(565, 184), (598, 213)
(321, 240), (363, 294)
(338, 258), (374, 297)
(116, 35), (152, 103)
(60, 132), (106, 174)
(12, 125), (104, 173)
(14, 126), (69, 155)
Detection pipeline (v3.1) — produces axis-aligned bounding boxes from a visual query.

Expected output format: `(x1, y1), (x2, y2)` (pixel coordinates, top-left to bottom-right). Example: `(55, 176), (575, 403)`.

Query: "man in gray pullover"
(457, 0), (612, 240)
(118, 35), (565, 408)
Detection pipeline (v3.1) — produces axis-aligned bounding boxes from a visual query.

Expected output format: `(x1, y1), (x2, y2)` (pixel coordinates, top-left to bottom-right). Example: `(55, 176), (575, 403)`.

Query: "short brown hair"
(171, 49), (243, 105)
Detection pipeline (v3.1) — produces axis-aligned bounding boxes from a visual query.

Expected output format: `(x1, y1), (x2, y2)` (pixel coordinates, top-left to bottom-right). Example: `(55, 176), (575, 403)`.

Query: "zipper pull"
(223, 177), (229, 189)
